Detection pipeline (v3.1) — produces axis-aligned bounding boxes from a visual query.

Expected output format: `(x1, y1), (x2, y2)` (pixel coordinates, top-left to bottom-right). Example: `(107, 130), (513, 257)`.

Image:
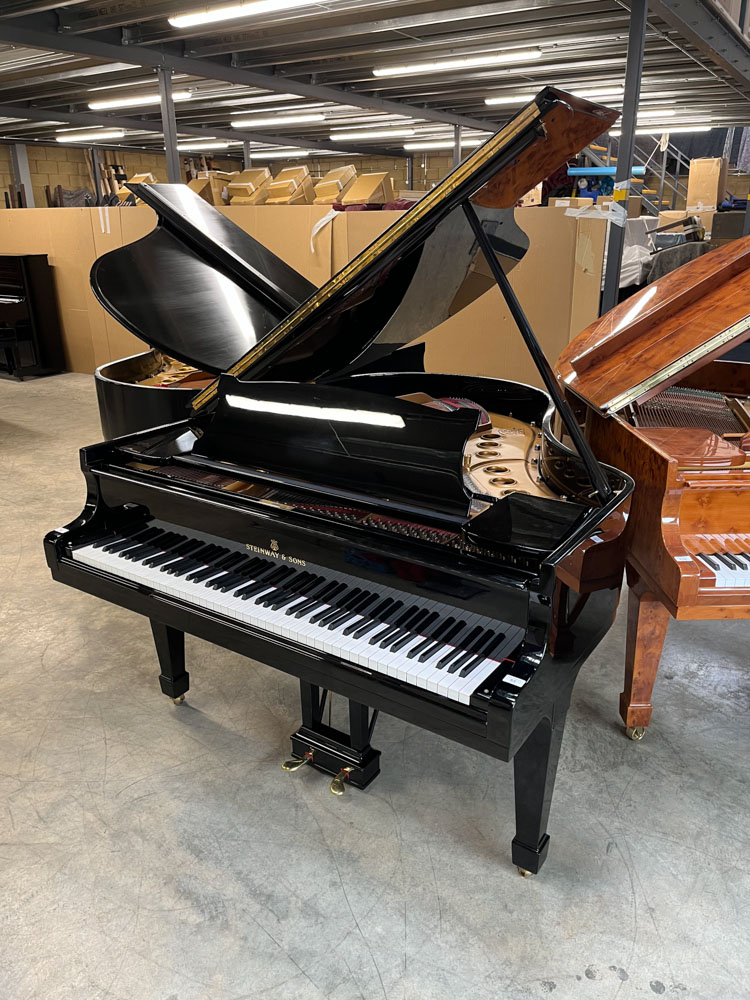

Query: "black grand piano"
(45, 88), (632, 875)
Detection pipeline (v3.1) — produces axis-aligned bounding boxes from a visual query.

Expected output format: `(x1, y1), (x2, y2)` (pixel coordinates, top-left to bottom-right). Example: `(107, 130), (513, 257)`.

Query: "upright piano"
(556, 240), (750, 739)
(0, 254), (63, 379)
(45, 88), (632, 875)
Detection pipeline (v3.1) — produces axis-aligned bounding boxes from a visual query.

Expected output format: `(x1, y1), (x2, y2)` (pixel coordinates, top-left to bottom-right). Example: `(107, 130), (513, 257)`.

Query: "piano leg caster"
(517, 867), (534, 878)
(282, 750), (314, 772)
(330, 767), (353, 796)
(625, 726), (646, 741)
(172, 694), (186, 705)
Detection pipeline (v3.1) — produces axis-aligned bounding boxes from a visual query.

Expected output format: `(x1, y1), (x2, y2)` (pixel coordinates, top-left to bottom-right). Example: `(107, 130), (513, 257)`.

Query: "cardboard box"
(686, 157), (728, 211)
(519, 182), (543, 207)
(187, 174), (230, 205)
(266, 167), (314, 205)
(658, 208), (715, 235)
(342, 171), (395, 205)
(314, 164), (357, 204)
(227, 167), (271, 205)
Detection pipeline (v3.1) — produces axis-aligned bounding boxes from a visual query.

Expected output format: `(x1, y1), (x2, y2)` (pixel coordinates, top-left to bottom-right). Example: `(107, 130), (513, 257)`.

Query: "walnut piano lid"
(556, 236), (750, 415)
(90, 183), (316, 374)
(191, 86), (619, 409)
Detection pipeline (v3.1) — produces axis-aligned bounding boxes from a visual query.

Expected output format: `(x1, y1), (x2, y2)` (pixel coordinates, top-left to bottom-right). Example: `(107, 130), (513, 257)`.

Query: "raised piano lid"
(556, 235), (750, 415)
(90, 183), (316, 374)
(188, 86), (619, 408)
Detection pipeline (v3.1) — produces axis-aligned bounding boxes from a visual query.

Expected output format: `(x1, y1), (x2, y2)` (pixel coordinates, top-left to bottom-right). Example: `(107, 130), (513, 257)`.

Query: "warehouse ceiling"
(0, 0), (750, 159)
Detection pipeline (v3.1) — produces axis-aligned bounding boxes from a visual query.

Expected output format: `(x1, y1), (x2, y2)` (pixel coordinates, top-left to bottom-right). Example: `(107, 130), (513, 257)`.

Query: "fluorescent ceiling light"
(328, 115), (413, 130)
(57, 130), (125, 142)
(610, 125), (712, 135)
(485, 85), (623, 106)
(333, 127), (415, 141)
(88, 90), (191, 110)
(227, 93), (304, 106)
(72, 62), (138, 77)
(374, 50), (542, 78)
(404, 138), (484, 151)
(248, 148), (312, 158)
(169, 0), (319, 29)
(177, 140), (230, 150)
(232, 113), (325, 128)
(636, 108), (676, 118)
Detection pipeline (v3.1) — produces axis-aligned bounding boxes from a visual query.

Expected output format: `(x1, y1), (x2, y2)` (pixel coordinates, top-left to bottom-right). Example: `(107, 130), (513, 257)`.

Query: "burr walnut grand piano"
(556, 239), (750, 738)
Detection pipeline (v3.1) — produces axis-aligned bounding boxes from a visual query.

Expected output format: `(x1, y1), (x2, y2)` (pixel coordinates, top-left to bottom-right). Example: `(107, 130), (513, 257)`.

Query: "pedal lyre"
(282, 749), (314, 772)
(330, 766), (353, 796)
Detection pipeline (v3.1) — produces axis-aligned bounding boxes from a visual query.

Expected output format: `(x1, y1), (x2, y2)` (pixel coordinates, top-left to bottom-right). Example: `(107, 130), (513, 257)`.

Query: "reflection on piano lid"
(46, 88), (634, 876)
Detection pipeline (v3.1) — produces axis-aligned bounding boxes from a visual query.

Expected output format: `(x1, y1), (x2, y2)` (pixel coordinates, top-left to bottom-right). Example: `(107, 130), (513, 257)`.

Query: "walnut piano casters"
(556, 238), (750, 739)
(45, 88), (632, 875)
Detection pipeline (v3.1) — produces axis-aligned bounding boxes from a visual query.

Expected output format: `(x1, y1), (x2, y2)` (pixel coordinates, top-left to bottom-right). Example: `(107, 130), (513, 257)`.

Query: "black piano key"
(446, 626), (484, 673)
(258, 569), (308, 607)
(371, 605), (416, 646)
(239, 565), (294, 601)
(267, 572), (315, 609)
(698, 552), (721, 570)
(724, 552), (746, 570)
(434, 622), (472, 669)
(316, 588), (363, 625)
(145, 537), (202, 568)
(92, 531), (118, 548)
(188, 553), (258, 583)
(419, 618), (465, 662)
(309, 585), (355, 623)
(326, 592), (377, 630)
(408, 615), (454, 659)
(124, 532), (182, 561)
(105, 526), (161, 554)
(166, 544), (226, 577)
(226, 562), (281, 596)
(291, 579), (341, 617)
(383, 607), (430, 650)
(206, 554), (256, 589)
(714, 552), (737, 570)
(449, 628), (494, 675)
(344, 597), (395, 637)
(390, 609), (435, 652)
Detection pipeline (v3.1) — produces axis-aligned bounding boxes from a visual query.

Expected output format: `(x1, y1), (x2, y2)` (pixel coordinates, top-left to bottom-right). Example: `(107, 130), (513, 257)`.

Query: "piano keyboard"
(694, 548), (750, 588)
(71, 523), (524, 705)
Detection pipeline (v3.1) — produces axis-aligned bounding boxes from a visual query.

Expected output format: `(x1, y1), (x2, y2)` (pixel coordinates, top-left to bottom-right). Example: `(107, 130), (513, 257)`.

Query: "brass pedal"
(282, 749), (314, 772)
(330, 766), (353, 796)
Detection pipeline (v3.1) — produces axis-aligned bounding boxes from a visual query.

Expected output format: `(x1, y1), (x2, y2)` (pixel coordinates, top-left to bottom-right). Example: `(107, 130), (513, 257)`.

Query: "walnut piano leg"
(150, 620), (189, 703)
(620, 571), (670, 736)
(511, 713), (566, 876)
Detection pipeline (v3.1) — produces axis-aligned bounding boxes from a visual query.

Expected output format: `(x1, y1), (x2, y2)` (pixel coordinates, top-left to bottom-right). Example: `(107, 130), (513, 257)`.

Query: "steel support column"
(9, 142), (34, 207)
(657, 145), (667, 210)
(406, 155), (414, 190)
(90, 146), (103, 203)
(453, 125), (462, 168)
(242, 141), (252, 169)
(158, 67), (181, 184)
(601, 0), (648, 315)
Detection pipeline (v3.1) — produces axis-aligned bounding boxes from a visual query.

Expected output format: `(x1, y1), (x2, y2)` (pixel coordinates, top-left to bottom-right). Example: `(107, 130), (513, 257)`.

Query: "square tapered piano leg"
(151, 620), (190, 702)
(286, 681), (381, 791)
(511, 714), (566, 875)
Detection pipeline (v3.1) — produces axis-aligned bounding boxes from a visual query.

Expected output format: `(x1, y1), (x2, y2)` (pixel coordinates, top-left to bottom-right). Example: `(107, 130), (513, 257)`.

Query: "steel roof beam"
(0, 101), (400, 155)
(648, 0), (750, 90)
(0, 11), (495, 131)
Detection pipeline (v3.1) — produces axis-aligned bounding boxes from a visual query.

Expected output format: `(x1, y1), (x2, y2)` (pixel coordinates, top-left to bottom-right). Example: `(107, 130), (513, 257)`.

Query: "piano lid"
(191, 86), (619, 409)
(556, 236), (750, 415)
(90, 183), (316, 374)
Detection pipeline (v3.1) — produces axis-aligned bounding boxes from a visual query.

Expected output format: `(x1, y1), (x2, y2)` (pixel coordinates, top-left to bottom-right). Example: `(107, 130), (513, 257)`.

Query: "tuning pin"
(329, 766), (354, 796)
(282, 749), (314, 772)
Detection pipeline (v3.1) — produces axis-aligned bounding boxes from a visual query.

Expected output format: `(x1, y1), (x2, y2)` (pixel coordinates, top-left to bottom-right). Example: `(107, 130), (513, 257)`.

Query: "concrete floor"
(1, 373), (749, 1000)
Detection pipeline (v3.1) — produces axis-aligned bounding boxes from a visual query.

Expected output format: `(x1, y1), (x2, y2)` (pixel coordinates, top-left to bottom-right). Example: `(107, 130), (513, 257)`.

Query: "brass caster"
(282, 749), (313, 772)
(625, 726), (646, 741)
(330, 767), (353, 796)
(172, 695), (185, 705)
(517, 867), (534, 878)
